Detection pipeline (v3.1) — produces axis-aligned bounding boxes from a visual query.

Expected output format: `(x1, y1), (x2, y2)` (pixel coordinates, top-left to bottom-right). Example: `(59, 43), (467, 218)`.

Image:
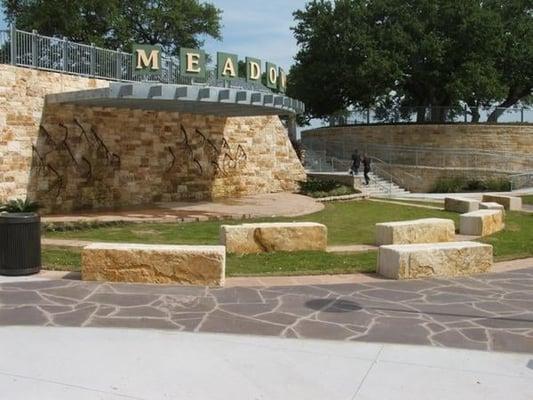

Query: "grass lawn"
(521, 195), (533, 205)
(42, 200), (533, 276)
(45, 201), (460, 246)
(374, 199), (444, 208)
(42, 247), (378, 277)
(480, 211), (533, 261)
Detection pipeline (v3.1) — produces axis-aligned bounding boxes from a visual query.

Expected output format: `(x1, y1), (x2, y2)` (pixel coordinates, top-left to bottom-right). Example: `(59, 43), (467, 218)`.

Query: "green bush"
(431, 177), (512, 193)
(299, 179), (357, 198)
(0, 198), (40, 213)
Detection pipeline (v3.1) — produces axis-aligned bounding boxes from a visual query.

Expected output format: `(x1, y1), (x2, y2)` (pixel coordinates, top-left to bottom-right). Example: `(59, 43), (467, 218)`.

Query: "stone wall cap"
(84, 243), (226, 252)
(461, 210), (503, 217)
(376, 218), (453, 227)
(482, 194), (519, 199)
(480, 202), (505, 207)
(445, 197), (479, 202)
(380, 241), (492, 252)
(221, 222), (326, 229)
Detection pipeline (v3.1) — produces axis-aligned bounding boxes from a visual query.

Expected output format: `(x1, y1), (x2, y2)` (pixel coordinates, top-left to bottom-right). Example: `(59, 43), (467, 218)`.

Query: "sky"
(0, 1), (307, 70)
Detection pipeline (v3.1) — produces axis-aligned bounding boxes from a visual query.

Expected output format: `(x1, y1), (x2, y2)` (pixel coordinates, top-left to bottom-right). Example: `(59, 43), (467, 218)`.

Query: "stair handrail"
(302, 140), (533, 171)
(509, 170), (533, 191)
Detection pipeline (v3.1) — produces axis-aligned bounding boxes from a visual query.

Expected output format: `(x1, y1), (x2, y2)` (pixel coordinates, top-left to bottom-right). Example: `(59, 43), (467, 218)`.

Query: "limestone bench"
(82, 243), (225, 286)
(459, 210), (504, 236)
(479, 202), (505, 212)
(378, 241), (493, 280)
(220, 222), (327, 254)
(482, 194), (522, 211)
(444, 197), (479, 213)
(375, 218), (455, 246)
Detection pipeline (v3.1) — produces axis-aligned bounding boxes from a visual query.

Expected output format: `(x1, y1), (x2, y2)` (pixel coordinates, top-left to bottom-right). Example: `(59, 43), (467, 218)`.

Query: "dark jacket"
(351, 153), (361, 166)
(362, 157), (371, 171)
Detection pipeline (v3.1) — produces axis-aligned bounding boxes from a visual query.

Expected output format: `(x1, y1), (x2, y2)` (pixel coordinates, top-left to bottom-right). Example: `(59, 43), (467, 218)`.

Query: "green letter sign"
(265, 62), (278, 89)
(179, 48), (206, 79)
(132, 44), (161, 76)
(217, 52), (238, 80)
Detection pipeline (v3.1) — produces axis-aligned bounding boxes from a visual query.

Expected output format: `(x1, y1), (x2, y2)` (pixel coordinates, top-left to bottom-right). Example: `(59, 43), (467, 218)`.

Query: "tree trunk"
(416, 108), (426, 123)
(488, 86), (531, 123)
(469, 106), (480, 123)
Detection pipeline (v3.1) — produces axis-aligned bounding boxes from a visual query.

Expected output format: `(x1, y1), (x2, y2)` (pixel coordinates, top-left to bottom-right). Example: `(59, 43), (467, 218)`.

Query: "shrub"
(0, 198), (40, 213)
(299, 178), (357, 198)
(431, 177), (512, 193)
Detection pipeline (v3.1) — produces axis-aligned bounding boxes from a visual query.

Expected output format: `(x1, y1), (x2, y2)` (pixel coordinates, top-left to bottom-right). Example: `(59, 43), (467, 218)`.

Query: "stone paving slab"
(1, 265), (532, 353)
(43, 193), (324, 223)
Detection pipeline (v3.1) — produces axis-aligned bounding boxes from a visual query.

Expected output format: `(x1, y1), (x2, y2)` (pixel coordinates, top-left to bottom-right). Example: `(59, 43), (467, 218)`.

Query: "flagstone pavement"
(1, 267), (532, 354)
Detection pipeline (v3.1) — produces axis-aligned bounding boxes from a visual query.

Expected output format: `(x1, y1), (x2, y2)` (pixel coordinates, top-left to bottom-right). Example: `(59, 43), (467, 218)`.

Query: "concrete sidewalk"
(0, 327), (531, 400)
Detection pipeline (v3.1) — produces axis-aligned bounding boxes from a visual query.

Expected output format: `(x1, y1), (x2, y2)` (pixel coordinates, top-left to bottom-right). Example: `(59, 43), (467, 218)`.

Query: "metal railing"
(0, 26), (272, 93)
(327, 106), (533, 125)
(302, 149), (414, 196)
(510, 172), (533, 191)
(305, 147), (533, 192)
(302, 138), (533, 173)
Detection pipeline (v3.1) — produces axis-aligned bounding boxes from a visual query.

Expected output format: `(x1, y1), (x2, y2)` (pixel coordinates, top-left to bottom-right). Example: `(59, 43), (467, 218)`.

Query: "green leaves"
(0, 198), (40, 213)
(289, 0), (532, 122)
(1, 0), (222, 56)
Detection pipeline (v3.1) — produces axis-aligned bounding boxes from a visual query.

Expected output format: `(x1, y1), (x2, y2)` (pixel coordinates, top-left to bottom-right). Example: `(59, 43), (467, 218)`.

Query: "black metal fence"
(0, 26), (272, 93)
(327, 105), (532, 125)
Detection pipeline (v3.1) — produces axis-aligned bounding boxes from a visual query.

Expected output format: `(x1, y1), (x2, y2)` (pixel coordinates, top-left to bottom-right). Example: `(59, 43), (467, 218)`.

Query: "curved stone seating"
(220, 222), (327, 254)
(479, 202), (505, 211)
(482, 195), (522, 211)
(378, 241), (493, 280)
(444, 197), (479, 213)
(375, 218), (455, 246)
(459, 210), (504, 236)
(82, 243), (226, 286)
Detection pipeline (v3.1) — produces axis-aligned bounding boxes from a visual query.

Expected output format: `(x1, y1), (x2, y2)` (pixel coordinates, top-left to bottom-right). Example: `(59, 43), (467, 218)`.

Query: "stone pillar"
(287, 115), (298, 141)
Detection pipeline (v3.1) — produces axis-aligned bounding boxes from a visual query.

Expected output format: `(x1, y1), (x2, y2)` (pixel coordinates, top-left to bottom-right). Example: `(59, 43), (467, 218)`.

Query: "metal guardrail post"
(31, 30), (38, 67)
(116, 49), (121, 80)
(62, 37), (68, 72)
(9, 25), (16, 65)
(90, 43), (95, 77)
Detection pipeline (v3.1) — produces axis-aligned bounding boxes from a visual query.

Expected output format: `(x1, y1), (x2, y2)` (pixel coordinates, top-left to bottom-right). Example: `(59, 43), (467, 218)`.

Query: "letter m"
(135, 48), (160, 71)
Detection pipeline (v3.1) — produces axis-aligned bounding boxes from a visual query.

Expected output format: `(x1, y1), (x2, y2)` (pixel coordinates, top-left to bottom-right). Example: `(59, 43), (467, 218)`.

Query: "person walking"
(362, 153), (371, 185)
(350, 149), (360, 176)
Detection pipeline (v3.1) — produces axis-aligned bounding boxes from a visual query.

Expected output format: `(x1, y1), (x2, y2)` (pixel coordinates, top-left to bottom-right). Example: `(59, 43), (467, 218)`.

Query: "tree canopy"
(1, 0), (222, 56)
(288, 0), (533, 123)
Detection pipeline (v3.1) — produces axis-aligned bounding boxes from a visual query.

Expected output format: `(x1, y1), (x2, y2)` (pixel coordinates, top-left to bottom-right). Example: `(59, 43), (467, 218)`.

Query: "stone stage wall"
(302, 124), (533, 172)
(0, 65), (305, 213)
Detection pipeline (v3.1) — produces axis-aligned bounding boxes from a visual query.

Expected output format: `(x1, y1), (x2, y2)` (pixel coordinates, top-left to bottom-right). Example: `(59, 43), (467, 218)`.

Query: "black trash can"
(0, 213), (41, 276)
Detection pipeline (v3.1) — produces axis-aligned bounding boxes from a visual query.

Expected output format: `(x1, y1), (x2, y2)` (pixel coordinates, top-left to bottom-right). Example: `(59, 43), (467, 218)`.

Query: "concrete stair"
(354, 173), (410, 197)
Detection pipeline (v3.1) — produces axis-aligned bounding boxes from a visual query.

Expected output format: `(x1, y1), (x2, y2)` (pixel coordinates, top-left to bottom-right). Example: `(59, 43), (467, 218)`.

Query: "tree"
(1, 0), (222, 55)
(486, 0), (533, 122)
(288, 0), (532, 123)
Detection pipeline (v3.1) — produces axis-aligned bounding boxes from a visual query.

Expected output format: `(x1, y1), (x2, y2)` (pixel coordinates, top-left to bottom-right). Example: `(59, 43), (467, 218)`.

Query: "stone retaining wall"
(378, 165), (516, 192)
(302, 124), (533, 173)
(0, 65), (305, 213)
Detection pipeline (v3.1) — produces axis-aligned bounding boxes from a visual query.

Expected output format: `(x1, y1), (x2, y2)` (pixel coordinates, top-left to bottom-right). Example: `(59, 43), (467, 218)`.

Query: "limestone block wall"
(378, 165), (517, 192)
(302, 124), (533, 172)
(0, 65), (305, 213)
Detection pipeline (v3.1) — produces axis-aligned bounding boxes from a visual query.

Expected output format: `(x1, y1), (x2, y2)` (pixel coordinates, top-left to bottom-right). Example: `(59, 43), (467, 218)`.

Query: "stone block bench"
(444, 197), (479, 213)
(459, 210), (504, 236)
(378, 241), (493, 280)
(220, 222), (327, 254)
(375, 218), (455, 246)
(82, 243), (226, 286)
(479, 202), (505, 211)
(482, 194), (522, 211)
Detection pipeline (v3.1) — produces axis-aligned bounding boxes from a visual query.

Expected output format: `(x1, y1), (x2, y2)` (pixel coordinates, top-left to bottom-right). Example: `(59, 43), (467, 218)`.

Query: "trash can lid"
(0, 213), (40, 224)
